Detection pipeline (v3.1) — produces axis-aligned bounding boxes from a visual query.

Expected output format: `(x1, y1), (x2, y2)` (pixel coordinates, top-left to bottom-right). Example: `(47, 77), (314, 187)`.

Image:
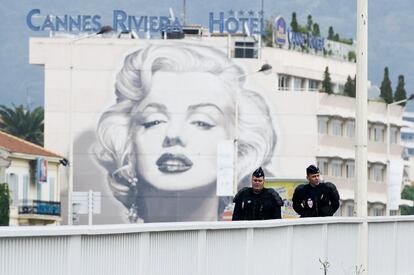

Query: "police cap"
(252, 167), (265, 178)
(306, 165), (320, 175)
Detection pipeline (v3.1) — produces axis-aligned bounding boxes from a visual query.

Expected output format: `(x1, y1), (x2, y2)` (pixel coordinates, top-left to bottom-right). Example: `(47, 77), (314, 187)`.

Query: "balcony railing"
(18, 200), (61, 216)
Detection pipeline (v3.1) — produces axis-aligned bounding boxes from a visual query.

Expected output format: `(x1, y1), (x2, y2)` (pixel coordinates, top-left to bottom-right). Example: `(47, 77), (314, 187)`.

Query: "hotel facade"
(29, 20), (408, 223)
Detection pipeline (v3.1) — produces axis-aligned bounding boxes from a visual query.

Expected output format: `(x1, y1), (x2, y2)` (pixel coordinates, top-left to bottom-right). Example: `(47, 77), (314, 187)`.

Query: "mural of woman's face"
(133, 71), (233, 191)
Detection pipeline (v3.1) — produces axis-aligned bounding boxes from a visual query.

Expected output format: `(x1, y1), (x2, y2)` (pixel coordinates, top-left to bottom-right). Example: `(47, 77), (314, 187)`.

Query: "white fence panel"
(0, 217), (414, 275)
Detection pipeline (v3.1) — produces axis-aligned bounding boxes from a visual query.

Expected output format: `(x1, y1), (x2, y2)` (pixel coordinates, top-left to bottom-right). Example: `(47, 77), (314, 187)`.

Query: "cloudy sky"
(1, 0), (413, 109)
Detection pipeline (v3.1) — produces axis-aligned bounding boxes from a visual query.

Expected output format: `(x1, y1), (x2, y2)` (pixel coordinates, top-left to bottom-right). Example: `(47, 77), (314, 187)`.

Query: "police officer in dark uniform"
(292, 165), (340, 217)
(232, 167), (284, 220)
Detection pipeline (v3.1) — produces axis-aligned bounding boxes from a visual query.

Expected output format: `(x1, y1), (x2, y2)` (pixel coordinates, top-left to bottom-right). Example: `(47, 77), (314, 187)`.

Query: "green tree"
(348, 50), (356, 62)
(312, 23), (320, 37)
(339, 38), (353, 45)
(328, 26), (334, 40)
(380, 67), (393, 104)
(394, 75), (407, 106)
(306, 15), (313, 33)
(334, 33), (340, 41)
(290, 12), (299, 32)
(0, 183), (10, 226)
(0, 105), (44, 146)
(343, 75), (356, 97)
(321, 66), (333, 94)
(400, 185), (414, 215)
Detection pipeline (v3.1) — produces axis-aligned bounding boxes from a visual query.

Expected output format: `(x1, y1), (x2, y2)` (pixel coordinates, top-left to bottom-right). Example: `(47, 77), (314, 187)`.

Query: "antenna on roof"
(244, 22), (251, 37)
(169, 7), (175, 21)
(26, 87), (33, 111)
(183, 0), (186, 25)
(244, 22), (258, 42)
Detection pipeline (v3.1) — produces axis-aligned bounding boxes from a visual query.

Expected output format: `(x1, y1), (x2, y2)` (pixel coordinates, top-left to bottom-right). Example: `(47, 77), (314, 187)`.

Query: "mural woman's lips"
(156, 153), (193, 173)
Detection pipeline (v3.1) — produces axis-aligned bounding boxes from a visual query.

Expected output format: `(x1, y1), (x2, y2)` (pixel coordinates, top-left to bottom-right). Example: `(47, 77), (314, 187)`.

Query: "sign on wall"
(274, 16), (287, 45)
(265, 179), (305, 218)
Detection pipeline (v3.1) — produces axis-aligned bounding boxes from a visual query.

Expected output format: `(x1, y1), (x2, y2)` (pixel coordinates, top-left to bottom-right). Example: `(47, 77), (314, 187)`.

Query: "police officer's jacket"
(292, 182), (340, 217)
(232, 187), (284, 221)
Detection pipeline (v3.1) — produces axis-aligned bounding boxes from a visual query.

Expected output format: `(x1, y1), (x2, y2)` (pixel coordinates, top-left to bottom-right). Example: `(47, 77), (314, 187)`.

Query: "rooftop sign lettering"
(26, 9), (182, 33)
(209, 10), (265, 34)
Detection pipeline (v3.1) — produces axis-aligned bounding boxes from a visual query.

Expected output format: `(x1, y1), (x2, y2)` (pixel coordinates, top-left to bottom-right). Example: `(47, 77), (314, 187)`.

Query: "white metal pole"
(258, 34), (262, 59)
(88, 189), (93, 225)
(68, 41), (74, 225)
(227, 34), (231, 58)
(183, 0), (186, 25)
(386, 104), (391, 216)
(233, 88), (239, 196)
(355, 0), (368, 272)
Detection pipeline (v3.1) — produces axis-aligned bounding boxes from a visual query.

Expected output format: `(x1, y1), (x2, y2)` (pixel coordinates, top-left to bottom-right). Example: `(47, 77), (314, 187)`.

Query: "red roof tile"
(0, 131), (62, 158)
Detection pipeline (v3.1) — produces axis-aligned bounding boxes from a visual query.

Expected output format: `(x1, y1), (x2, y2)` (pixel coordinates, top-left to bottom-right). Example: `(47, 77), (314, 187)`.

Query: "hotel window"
(234, 41), (257, 58)
(368, 125), (372, 140)
(346, 121), (355, 138)
(331, 119), (343, 136)
(373, 207), (384, 216)
(370, 164), (384, 182)
(346, 162), (355, 178)
(317, 158), (329, 175)
(309, 79), (320, 91)
(373, 125), (384, 142)
(401, 132), (414, 142)
(331, 160), (342, 177)
(390, 126), (398, 144)
(278, 75), (290, 91)
(294, 77), (305, 91)
(318, 117), (329, 134)
(403, 116), (414, 123)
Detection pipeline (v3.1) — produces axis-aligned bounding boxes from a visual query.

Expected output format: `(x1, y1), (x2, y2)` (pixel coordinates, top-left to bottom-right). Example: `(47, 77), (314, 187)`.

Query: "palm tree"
(0, 183), (10, 226)
(0, 105), (44, 146)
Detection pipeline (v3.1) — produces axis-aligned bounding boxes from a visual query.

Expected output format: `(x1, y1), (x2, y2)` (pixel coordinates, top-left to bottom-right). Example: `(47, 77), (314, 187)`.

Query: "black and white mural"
(61, 41), (281, 224)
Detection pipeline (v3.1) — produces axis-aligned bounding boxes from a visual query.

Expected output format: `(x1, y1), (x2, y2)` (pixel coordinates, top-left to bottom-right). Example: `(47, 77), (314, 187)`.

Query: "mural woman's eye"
(191, 121), (214, 130)
(141, 120), (165, 129)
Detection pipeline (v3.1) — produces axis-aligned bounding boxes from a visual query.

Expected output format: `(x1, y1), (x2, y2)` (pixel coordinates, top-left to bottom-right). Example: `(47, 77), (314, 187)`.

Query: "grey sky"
(1, 0), (413, 110)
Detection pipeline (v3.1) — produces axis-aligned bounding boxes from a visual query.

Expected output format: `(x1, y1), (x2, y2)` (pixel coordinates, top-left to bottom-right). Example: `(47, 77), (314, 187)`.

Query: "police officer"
(292, 165), (340, 217)
(232, 167), (284, 220)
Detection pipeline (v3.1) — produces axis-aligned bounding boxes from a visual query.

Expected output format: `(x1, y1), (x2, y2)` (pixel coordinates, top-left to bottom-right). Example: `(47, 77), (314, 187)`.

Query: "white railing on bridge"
(1, 216), (414, 275)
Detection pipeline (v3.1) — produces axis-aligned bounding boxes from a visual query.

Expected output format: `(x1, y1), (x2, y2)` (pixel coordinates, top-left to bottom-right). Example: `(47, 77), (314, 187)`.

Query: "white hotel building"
(29, 24), (409, 222)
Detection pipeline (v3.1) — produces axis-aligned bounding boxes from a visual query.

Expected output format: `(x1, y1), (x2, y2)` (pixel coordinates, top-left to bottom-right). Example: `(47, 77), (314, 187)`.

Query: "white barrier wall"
(0, 217), (413, 275)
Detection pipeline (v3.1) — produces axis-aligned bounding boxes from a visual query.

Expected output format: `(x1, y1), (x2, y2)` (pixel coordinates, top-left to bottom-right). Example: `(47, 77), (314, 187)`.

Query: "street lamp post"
(355, 0), (368, 272)
(67, 26), (112, 225)
(233, 64), (272, 195)
(386, 94), (414, 216)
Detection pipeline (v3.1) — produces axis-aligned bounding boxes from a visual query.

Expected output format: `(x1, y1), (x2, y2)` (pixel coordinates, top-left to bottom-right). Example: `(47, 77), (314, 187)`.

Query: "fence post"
(67, 235), (82, 275)
(197, 229), (207, 275)
(138, 232), (150, 275)
(245, 228), (254, 275)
